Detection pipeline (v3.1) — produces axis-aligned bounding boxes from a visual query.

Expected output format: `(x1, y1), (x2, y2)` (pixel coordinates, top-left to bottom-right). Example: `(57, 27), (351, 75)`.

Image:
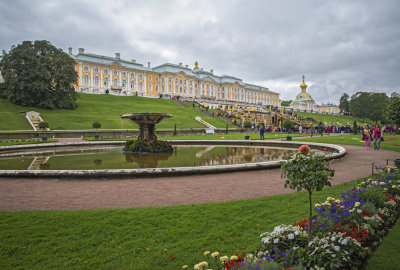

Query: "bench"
(205, 129), (215, 134)
(372, 160), (389, 174)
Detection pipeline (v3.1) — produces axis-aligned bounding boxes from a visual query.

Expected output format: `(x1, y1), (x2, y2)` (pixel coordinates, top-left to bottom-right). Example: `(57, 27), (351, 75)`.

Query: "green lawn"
(0, 178), (363, 270)
(292, 111), (378, 126)
(365, 218), (400, 270)
(0, 94), (236, 131)
(293, 134), (400, 153)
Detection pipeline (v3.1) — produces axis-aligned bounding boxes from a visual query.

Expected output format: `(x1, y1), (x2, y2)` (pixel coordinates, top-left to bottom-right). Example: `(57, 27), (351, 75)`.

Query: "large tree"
(387, 92), (400, 127)
(0, 40), (78, 109)
(339, 93), (350, 114)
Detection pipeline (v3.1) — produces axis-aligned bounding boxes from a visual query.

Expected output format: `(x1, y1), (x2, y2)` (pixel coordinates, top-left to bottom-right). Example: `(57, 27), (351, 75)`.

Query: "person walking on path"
(372, 124), (383, 150)
(259, 125), (265, 140)
(362, 125), (371, 149)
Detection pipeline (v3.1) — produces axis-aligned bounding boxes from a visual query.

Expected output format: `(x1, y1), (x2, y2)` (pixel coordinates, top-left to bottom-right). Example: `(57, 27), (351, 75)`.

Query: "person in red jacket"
(372, 124), (383, 150)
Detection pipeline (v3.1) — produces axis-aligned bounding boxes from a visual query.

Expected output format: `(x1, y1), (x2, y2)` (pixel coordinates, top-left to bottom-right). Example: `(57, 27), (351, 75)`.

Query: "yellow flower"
(315, 203), (321, 207)
(392, 185), (397, 188)
(364, 216), (370, 220)
(354, 202), (361, 207)
(384, 188), (388, 191)
(334, 199), (341, 203)
(379, 182), (386, 186)
(230, 255), (238, 260)
(220, 256), (229, 262)
(198, 261), (209, 268)
(194, 264), (200, 270)
(357, 209), (362, 214)
(211, 252), (219, 258)
(349, 208), (355, 213)
(182, 266), (188, 269)
(204, 251), (210, 256)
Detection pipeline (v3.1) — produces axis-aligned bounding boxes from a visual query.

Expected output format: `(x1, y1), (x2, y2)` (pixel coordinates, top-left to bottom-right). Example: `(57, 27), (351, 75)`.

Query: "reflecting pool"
(0, 145), (299, 170)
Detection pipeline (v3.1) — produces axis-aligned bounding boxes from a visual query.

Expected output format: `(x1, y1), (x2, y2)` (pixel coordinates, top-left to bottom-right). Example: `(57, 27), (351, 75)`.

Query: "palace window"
(190, 80), (192, 85)
(180, 86), (182, 93)
(183, 79), (186, 84)
(156, 77), (159, 82)
(175, 85), (178, 92)
(148, 83), (152, 91)
(122, 80), (126, 88)
(184, 86), (186, 93)
(122, 72), (126, 77)
(139, 74), (143, 80)
(130, 80), (135, 89)
(94, 76), (99, 86)
(94, 67), (99, 73)
(139, 82), (143, 90)
(113, 78), (118, 87)
(162, 85), (164, 92)
(156, 85), (159, 92)
(131, 72), (135, 78)
(175, 78), (178, 84)
(162, 77), (164, 83)
(84, 66), (89, 72)
(190, 87), (193, 94)
(168, 85), (172, 92)
(148, 76), (152, 81)
(84, 75), (89, 85)
(114, 71), (118, 76)
(169, 77), (172, 83)
(179, 79), (182, 84)
(195, 83), (198, 88)
(104, 69), (108, 75)
(104, 77), (108, 86)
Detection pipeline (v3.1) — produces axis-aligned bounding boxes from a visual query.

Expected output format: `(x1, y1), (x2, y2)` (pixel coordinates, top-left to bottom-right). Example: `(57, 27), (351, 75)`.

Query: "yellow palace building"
(69, 48), (280, 107)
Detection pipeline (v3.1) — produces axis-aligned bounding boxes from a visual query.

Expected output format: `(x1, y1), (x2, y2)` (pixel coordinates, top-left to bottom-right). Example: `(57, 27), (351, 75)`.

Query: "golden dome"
(300, 75), (307, 91)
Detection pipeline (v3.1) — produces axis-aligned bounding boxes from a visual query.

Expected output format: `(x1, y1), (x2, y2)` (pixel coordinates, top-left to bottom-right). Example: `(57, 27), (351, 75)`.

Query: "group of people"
(362, 124), (384, 150)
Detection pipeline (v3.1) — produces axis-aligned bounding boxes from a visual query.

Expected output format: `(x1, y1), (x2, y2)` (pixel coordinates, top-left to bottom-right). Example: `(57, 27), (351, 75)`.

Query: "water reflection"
(125, 153), (172, 168)
(0, 146), (299, 170)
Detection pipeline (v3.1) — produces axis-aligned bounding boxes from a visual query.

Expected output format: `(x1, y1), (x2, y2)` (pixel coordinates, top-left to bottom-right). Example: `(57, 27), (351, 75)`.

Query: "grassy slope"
(293, 111), (377, 126)
(0, 94), (236, 130)
(293, 134), (400, 153)
(0, 179), (361, 270)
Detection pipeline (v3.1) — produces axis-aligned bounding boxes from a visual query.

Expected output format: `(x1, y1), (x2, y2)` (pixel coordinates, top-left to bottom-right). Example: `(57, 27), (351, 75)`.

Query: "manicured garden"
(0, 138), (58, 146)
(0, 94), (236, 130)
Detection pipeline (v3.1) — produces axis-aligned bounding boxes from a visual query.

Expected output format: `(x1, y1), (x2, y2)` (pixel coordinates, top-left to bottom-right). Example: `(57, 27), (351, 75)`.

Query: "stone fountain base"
(123, 140), (173, 154)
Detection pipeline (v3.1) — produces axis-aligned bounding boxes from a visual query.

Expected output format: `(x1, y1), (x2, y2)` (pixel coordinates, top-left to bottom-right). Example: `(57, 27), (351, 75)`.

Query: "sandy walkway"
(0, 145), (398, 211)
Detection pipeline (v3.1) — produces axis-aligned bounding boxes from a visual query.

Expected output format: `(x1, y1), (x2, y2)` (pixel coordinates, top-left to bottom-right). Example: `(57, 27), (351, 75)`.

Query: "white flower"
(273, 238), (279, 244)
(288, 233), (294, 240)
(334, 246), (340, 252)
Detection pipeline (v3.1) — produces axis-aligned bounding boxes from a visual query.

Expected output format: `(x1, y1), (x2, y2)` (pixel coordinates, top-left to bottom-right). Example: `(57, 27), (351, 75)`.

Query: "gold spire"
(300, 75), (307, 92)
(194, 61), (199, 69)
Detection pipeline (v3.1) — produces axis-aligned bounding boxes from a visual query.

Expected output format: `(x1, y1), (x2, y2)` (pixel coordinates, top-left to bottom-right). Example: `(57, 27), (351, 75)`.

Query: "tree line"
(339, 92), (400, 126)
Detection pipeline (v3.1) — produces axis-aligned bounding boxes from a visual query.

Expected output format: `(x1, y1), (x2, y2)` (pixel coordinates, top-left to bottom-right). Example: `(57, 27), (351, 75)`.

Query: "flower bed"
(184, 168), (400, 269)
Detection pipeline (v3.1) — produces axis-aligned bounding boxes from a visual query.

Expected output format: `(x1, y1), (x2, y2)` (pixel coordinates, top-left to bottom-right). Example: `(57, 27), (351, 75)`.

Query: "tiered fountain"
(120, 113), (173, 153)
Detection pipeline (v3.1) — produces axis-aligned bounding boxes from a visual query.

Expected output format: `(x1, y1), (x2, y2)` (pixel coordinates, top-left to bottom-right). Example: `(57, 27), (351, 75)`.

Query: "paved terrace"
(0, 139), (398, 211)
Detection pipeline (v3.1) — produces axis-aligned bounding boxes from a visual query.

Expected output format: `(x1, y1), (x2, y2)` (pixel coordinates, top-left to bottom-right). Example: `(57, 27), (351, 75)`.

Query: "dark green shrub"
(38, 122), (49, 130)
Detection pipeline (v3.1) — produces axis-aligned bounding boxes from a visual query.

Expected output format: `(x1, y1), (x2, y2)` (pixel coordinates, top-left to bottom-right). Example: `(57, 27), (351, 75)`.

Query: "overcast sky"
(1, 0), (399, 104)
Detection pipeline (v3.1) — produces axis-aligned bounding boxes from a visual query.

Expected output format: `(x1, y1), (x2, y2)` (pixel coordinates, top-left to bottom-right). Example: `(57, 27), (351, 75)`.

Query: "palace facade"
(70, 48), (280, 107)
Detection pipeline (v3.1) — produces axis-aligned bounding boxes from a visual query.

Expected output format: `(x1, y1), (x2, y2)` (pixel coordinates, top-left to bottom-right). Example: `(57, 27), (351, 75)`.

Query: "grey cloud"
(1, 0), (399, 104)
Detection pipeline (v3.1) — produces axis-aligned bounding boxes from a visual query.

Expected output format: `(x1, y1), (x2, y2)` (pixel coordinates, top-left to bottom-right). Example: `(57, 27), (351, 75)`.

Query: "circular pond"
(0, 140), (346, 177)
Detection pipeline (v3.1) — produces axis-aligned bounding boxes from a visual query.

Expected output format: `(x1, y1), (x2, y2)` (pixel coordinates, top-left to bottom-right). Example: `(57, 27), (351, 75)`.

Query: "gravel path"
(0, 145), (398, 211)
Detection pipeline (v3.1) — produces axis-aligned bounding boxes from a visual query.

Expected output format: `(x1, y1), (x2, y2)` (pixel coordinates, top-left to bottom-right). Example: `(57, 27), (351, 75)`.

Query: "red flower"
(299, 145), (311, 155)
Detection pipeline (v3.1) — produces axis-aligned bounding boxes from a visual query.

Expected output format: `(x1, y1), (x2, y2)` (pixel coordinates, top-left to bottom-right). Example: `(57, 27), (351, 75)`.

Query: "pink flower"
(299, 145), (310, 155)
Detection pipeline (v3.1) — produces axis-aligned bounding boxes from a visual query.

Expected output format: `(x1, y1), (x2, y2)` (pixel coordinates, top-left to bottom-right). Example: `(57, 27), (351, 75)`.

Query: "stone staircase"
(195, 117), (215, 129)
(26, 111), (47, 131)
